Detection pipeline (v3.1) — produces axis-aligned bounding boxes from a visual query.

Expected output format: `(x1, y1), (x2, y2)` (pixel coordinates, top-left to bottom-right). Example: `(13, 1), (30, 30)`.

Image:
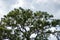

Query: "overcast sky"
(0, 0), (60, 19)
(0, 0), (60, 40)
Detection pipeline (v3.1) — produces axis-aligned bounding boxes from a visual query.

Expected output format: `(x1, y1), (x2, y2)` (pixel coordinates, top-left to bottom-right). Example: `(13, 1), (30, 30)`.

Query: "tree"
(0, 7), (60, 40)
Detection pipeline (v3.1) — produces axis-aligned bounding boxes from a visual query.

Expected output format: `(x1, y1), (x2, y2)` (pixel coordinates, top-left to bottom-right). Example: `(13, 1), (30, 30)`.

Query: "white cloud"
(54, 10), (60, 19)
(30, 5), (35, 10)
(0, 0), (6, 18)
(35, 0), (60, 4)
(12, 0), (25, 8)
(48, 34), (57, 40)
(36, 0), (48, 3)
(11, 0), (35, 10)
(0, 0), (16, 19)
(50, 27), (56, 32)
(0, 0), (3, 7)
(53, 0), (60, 4)
(30, 33), (37, 38)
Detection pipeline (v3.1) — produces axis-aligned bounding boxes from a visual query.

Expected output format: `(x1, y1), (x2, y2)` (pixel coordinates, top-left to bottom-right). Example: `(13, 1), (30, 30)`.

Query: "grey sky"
(0, 0), (60, 19)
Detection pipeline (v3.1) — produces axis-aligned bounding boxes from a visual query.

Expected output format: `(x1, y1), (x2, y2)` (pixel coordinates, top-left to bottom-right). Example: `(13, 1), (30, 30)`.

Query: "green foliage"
(0, 7), (60, 40)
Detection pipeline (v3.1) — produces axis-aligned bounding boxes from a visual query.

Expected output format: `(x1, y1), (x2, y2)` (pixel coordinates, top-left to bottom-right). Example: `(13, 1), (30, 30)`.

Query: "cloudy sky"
(0, 0), (60, 19)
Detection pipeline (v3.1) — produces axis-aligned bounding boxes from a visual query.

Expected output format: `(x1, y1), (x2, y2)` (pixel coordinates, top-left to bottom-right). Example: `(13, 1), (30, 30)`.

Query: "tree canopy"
(0, 7), (60, 40)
